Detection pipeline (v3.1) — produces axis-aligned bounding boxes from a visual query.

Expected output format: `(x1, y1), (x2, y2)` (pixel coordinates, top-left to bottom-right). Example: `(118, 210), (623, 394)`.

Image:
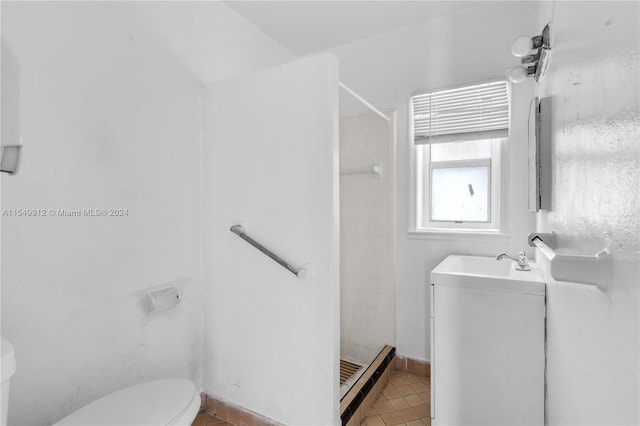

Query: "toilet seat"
(53, 379), (200, 426)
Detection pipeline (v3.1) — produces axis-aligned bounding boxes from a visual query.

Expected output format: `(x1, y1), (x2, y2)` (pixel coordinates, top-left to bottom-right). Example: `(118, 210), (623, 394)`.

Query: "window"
(410, 80), (509, 233)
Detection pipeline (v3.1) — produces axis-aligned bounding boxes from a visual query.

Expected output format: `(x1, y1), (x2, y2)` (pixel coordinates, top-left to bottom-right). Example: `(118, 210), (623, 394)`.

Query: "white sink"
(431, 255), (545, 295)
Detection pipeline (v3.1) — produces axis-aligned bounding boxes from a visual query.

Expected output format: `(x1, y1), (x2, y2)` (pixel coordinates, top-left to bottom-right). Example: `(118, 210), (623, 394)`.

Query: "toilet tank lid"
(53, 379), (198, 426)
(1, 337), (16, 382)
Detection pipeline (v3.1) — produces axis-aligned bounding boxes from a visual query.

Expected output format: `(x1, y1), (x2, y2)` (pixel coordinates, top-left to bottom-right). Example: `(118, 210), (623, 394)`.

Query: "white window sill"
(408, 228), (510, 241)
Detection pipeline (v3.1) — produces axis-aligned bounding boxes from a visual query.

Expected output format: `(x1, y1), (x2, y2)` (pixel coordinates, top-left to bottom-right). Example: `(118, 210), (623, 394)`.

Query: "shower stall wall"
(203, 53), (340, 426)
(339, 110), (396, 380)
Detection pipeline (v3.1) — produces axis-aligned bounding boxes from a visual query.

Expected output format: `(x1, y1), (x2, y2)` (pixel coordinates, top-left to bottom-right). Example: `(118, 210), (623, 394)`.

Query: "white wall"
(535, 2), (639, 424)
(330, 1), (541, 361)
(203, 53), (340, 426)
(0, 2), (292, 425)
(123, 1), (294, 85)
(340, 112), (395, 364)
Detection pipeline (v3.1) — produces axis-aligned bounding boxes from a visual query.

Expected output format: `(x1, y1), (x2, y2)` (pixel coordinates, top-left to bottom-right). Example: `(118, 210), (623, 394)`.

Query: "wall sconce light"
(0, 145), (23, 175)
(509, 23), (551, 83)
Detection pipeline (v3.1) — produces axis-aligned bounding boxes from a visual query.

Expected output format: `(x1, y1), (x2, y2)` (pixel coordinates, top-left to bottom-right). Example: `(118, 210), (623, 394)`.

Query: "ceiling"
(224, 1), (500, 56)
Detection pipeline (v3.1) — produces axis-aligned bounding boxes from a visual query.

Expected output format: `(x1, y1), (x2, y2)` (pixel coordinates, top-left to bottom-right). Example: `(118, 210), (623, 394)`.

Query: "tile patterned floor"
(192, 369), (430, 426)
(192, 411), (231, 426)
(362, 370), (431, 426)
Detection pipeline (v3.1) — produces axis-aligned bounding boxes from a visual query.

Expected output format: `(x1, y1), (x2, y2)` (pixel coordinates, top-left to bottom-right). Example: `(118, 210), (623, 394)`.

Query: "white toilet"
(53, 379), (201, 426)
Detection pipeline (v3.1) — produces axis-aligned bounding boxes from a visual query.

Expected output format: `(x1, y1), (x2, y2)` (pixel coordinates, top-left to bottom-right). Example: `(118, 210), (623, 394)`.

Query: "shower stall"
(203, 53), (395, 424)
(338, 85), (396, 398)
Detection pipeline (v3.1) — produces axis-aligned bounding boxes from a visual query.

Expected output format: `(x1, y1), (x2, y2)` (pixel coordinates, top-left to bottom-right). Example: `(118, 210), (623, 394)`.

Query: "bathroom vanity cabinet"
(429, 255), (545, 426)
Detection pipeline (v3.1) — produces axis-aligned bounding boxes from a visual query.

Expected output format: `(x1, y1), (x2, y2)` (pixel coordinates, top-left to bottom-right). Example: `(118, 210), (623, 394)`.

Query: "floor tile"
(363, 415), (386, 426)
(417, 376), (430, 384)
(410, 382), (429, 394)
(374, 398), (395, 414)
(404, 394), (423, 407)
(192, 413), (209, 426)
(404, 374), (423, 384)
(361, 370), (431, 426)
(390, 375), (409, 386)
(396, 406), (419, 422)
(395, 384), (417, 397)
(412, 403), (429, 419)
(388, 397), (410, 411)
(191, 412), (231, 426)
(382, 386), (402, 400)
(379, 410), (404, 426)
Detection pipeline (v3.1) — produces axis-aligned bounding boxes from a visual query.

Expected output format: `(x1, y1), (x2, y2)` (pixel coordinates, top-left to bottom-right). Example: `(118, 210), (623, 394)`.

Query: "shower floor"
(340, 358), (367, 400)
(340, 359), (363, 385)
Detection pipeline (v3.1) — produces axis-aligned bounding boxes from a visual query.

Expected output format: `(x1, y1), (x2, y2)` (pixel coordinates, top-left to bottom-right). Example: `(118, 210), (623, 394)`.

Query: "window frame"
(409, 80), (509, 237)
(415, 140), (502, 231)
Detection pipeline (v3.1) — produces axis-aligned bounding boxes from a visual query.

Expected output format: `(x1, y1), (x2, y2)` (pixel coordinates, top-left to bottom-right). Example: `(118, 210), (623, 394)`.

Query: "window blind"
(413, 80), (509, 144)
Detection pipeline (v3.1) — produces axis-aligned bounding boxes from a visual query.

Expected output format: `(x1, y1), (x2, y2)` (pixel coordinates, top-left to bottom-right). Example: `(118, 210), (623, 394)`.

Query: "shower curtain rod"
(339, 82), (389, 122)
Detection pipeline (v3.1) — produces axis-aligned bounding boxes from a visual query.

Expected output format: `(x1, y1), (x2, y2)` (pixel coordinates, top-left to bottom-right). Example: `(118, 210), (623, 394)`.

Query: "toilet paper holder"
(146, 287), (182, 314)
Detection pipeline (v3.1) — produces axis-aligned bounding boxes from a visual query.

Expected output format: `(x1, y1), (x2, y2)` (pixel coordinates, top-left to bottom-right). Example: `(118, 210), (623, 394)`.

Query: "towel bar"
(340, 162), (382, 178)
(230, 224), (310, 279)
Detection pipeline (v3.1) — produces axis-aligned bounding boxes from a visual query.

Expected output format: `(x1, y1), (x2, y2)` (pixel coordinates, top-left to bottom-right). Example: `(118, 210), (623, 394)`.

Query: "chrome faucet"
(496, 251), (531, 271)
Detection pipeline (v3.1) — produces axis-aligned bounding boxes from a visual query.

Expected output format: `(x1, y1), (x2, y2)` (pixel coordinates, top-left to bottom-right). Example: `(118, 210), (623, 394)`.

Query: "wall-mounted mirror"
(528, 96), (551, 212)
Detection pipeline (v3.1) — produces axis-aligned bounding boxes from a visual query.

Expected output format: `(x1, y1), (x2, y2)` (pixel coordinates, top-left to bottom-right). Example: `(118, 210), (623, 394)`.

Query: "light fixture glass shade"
(511, 36), (534, 57)
(509, 66), (529, 83)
